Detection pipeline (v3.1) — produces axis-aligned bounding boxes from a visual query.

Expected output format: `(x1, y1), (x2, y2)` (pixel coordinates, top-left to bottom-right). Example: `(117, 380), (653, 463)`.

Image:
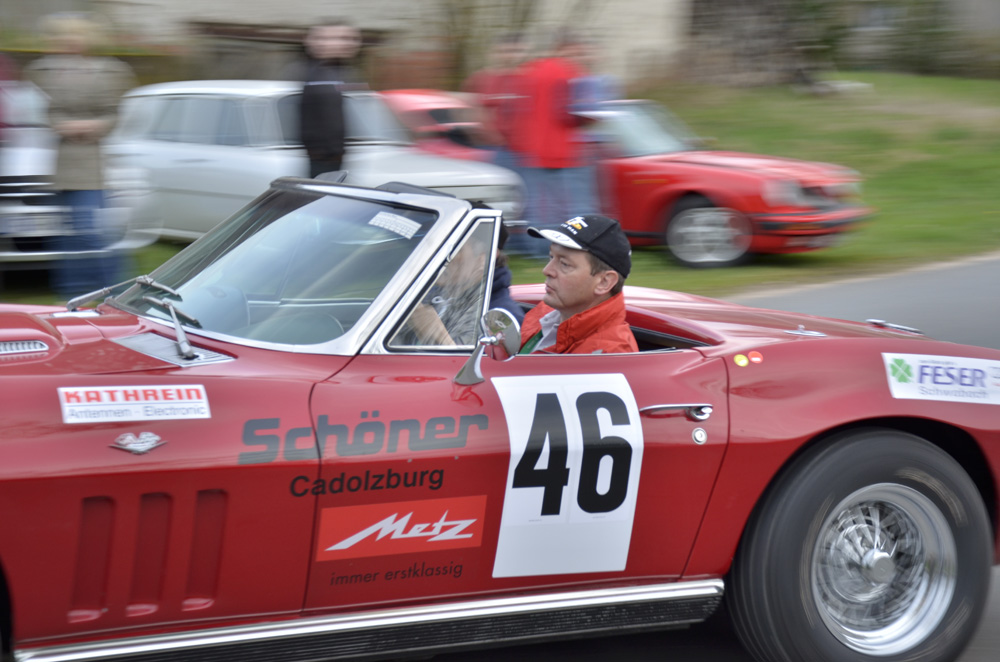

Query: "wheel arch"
(662, 191), (714, 228)
(724, 419), (995, 662)
(744, 416), (999, 564)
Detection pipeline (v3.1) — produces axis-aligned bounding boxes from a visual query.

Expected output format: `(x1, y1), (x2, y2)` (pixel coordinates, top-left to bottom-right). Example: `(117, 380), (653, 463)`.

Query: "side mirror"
(454, 309), (521, 385)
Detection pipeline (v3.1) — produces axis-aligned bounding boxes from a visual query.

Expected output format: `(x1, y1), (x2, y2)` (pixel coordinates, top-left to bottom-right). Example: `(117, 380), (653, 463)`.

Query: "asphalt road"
(729, 250), (1000, 351)
(446, 252), (1000, 662)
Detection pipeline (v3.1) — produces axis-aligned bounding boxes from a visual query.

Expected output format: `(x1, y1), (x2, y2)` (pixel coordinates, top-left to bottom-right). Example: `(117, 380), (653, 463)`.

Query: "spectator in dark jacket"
(298, 18), (364, 178)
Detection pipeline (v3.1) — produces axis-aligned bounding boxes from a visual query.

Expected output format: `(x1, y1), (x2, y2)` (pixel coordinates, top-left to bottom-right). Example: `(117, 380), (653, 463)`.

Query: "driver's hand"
(406, 303), (456, 346)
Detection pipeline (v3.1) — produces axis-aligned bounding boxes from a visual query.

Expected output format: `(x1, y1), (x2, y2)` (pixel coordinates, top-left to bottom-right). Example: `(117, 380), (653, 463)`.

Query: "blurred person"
(399, 225), (492, 346)
(567, 35), (622, 222)
(462, 32), (528, 171)
(296, 18), (365, 178)
(518, 29), (600, 257)
(568, 36), (622, 112)
(463, 33), (535, 257)
(25, 12), (135, 298)
(519, 214), (636, 355)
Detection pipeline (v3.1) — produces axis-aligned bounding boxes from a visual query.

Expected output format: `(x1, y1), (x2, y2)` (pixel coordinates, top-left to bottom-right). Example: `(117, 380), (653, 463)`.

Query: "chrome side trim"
(785, 324), (827, 337)
(16, 579), (724, 662)
(866, 319), (924, 335)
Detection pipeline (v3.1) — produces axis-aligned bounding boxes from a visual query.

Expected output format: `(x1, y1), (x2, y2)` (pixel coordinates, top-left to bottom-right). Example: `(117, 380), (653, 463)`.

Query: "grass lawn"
(3, 71), (998, 304)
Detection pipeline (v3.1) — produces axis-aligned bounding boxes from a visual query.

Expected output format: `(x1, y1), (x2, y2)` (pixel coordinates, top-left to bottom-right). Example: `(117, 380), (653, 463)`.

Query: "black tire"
(665, 195), (752, 268)
(729, 428), (992, 662)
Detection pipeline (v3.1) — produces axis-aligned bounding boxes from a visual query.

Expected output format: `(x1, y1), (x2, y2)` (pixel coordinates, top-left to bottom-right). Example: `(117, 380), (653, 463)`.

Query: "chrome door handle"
(639, 403), (713, 422)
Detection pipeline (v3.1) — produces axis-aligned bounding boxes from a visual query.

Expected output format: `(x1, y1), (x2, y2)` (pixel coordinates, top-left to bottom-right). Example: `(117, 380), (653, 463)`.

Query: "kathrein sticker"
(315, 496), (487, 562)
(491, 374), (644, 578)
(58, 385), (211, 424)
(883, 353), (1000, 405)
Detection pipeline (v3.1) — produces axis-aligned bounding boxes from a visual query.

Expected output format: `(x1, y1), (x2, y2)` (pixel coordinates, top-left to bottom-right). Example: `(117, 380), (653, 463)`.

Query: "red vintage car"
(0, 177), (996, 662)
(382, 89), (872, 267)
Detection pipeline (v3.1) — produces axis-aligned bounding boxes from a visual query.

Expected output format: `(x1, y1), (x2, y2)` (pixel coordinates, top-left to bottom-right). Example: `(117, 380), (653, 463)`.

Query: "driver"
(402, 227), (491, 346)
(519, 214), (637, 354)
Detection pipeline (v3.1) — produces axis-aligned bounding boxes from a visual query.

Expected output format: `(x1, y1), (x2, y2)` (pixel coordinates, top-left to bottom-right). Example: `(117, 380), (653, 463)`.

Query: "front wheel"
(729, 429), (992, 662)
(665, 197), (752, 267)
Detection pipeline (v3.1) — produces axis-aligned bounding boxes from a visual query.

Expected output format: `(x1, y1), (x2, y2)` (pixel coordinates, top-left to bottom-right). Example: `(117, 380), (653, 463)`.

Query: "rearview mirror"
(454, 309), (521, 385)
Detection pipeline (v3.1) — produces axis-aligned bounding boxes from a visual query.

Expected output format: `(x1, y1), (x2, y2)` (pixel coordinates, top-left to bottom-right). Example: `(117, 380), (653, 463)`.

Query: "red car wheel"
(665, 196), (752, 268)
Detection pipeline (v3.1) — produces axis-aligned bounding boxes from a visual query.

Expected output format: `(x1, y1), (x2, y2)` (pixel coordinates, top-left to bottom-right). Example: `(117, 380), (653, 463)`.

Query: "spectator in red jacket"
(518, 30), (601, 257)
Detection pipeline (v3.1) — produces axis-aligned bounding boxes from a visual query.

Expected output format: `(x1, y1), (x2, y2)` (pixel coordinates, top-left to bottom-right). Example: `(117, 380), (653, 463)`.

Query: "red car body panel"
(1, 182), (996, 662)
(0, 309), (349, 643)
(297, 351), (729, 612)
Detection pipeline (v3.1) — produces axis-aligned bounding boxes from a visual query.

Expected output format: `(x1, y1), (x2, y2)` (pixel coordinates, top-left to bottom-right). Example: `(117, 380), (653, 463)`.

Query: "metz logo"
(316, 496), (487, 562)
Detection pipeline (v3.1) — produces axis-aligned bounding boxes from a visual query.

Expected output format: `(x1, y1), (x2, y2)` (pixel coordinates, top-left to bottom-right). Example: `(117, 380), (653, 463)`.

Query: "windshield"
(115, 190), (438, 345)
(590, 102), (699, 157)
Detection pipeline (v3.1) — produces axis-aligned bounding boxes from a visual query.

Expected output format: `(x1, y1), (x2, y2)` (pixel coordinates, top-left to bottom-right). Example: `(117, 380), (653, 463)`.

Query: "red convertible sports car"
(1, 176), (997, 662)
(382, 89), (873, 267)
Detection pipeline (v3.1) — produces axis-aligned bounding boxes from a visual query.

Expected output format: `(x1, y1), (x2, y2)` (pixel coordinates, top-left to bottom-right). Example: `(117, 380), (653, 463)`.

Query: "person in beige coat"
(25, 12), (135, 297)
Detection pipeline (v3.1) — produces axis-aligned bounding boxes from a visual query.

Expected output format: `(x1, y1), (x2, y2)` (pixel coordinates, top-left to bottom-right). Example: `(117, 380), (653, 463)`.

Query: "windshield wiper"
(142, 295), (201, 360)
(66, 274), (181, 312)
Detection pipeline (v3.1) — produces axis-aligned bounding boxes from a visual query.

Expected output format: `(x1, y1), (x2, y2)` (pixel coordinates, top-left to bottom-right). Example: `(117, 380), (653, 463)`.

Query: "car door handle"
(639, 403), (713, 421)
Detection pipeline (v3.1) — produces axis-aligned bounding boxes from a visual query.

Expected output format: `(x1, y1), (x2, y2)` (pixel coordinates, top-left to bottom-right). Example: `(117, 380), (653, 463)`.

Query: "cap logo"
(564, 217), (588, 233)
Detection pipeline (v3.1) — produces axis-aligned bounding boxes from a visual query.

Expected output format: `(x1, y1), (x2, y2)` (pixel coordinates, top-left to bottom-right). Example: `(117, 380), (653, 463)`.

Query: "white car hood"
(342, 144), (521, 190)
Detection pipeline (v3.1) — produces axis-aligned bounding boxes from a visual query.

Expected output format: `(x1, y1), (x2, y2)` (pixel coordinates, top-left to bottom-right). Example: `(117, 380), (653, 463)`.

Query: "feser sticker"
(491, 374), (644, 578)
(883, 353), (1000, 405)
(58, 385), (211, 424)
(316, 495), (487, 562)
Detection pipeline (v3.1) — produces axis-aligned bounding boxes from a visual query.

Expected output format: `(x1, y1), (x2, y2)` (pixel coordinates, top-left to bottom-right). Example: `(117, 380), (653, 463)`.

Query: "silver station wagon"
(103, 80), (526, 241)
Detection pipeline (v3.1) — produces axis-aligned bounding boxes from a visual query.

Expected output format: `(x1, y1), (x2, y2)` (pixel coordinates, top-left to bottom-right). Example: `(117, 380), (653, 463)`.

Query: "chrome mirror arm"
(455, 309), (521, 385)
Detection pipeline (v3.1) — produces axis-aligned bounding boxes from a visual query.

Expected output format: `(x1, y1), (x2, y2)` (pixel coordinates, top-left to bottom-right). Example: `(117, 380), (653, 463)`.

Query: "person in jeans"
(25, 12), (135, 297)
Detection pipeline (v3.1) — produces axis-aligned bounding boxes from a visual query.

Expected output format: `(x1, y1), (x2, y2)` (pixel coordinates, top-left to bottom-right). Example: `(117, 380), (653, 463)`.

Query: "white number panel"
(491, 374), (644, 578)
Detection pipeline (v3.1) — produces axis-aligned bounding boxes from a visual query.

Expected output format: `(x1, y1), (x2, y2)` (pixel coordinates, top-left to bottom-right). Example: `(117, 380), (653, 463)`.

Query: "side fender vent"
(0, 340), (50, 355)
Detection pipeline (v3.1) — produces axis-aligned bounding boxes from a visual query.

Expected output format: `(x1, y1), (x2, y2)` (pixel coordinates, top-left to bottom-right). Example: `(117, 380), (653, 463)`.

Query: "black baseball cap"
(528, 215), (631, 278)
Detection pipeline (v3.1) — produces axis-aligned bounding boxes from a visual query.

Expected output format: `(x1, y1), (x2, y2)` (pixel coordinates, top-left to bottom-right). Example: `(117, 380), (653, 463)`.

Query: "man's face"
(306, 25), (361, 61)
(541, 243), (608, 319)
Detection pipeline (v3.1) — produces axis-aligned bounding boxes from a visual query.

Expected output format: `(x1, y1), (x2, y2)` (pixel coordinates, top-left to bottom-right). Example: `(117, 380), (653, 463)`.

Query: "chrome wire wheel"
(666, 206), (751, 266)
(811, 483), (957, 657)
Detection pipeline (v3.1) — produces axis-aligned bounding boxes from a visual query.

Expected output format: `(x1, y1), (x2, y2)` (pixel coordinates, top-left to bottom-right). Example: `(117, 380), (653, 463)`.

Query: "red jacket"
(520, 293), (638, 354)
(519, 56), (584, 168)
(463, 68), (526, 151)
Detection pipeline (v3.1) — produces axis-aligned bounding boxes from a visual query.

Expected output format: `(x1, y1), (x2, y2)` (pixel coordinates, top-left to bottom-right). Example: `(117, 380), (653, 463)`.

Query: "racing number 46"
(492, 373), (643, 577)
(513, 392), (632, 516)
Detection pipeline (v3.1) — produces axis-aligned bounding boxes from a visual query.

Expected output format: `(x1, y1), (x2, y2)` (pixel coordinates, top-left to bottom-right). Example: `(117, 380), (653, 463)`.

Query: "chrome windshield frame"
(107, 179), (479, 357)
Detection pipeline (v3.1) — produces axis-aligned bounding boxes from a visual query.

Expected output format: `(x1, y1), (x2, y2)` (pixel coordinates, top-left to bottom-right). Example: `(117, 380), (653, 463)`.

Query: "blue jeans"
(517, 166), (601, 258)
(488, 147), (538, 258)
(52, 190), (121, 297)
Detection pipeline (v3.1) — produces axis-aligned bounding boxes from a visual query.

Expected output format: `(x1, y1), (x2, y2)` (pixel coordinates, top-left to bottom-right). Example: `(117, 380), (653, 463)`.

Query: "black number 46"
(512, 391), (633, 516)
